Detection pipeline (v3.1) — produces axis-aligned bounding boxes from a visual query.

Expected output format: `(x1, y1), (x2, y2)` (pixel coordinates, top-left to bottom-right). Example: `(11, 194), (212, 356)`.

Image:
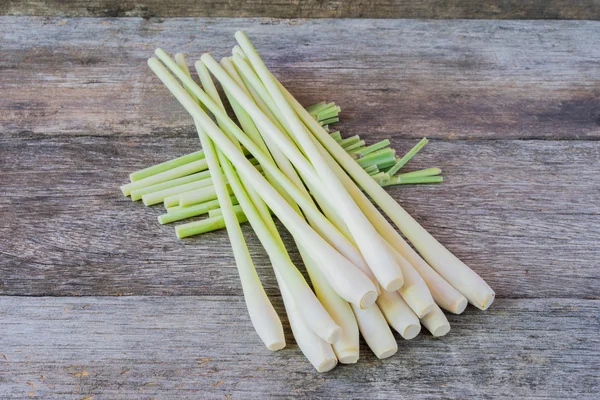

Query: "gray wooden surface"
(2, 0), (599, 19)
(1, 17), (599, 399)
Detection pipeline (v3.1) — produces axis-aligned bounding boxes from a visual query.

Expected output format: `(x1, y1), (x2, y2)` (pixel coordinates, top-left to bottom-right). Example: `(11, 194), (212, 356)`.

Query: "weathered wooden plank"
(1, 0), (599, 20)
(1, 17), (599, 140)
(0, 297), (598, 399)
(1, 136), (598, 298)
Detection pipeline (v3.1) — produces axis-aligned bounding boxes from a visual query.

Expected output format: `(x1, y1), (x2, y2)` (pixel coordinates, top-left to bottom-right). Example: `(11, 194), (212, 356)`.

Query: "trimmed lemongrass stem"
(351, 303), (398, 359)
(208, 204), (243, 217)
(343, 140), (365, 153)
(353, 139), (391, 157)
(190, 84), (285, 351)
(226, 44), (403, 292)
(330, 131), (342, 142)
(338, 135), (360, 149)
(148, 57), (377, 309)
(420, 304), (451, 337)
(129, 150), (205, 182)
(316, 105), (341, 121)
(356, 148), (396, 168)
(142, 176), (214, 206)
(223, 54), (380, 291)
(196, 60), (273, 234)
(175, 209), (248, 238)
(276, 270), (337, 372)
(387, 137), (429, 176)
(178, 184), (233, 207)
(130, 170), (212, 201)
(320, 117), (339, 126)
(276, 77), (494, 310)
(305, 101), (326, 114)
(314, 134), (468, 314)
(195, 59), (341, 344)
(158, 196), (238, 224)
(376, 289), (421, 340)
(380, 176), (443, 186)
(223, 60), (359, 361)
(120, 158), (208, 196)
(364, 164), (379, 175)
(398, 167), (441, 178)
(370, 172), (388, 181)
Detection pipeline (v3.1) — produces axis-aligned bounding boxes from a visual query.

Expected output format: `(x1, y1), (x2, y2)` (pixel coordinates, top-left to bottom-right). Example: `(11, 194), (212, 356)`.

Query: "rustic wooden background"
(1, 2), (599, 399)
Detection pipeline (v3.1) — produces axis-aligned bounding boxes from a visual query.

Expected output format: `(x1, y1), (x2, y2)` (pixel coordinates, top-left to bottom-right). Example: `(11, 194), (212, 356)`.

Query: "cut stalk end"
(382, 276), (404, 292)
(336, 350), (359, 364)
(402, 324), (421, 340)
(316, 357), (338, 373)
(266, 341), (286, 351)
(359, 291), (378, 309)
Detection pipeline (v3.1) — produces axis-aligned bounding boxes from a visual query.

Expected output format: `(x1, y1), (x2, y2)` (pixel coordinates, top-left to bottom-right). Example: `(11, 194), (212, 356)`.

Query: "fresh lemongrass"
(329, 131), (342, 142)
(158, 196), (238, 224)
(364, 164), (379, 175)
(376, 159), (397, 170)
(353, 139), (391, 157)
(208, 204), (243, 218)
(356, 148), (396, 168)
(420, 304), (451, 337)
(351, 303), (398, 359)
(387, 137), (429, 176)
(305, 101), (326, 114)
(175, 210), (248, 238)
(227, 37), (404, 292)
(343, 140), (365, 153)
(314, 133), (468, 314)
(315, 105), (341, 121)
(227, 54), (381, 290)
(142, 176), (214, 206)
(184, 53), (285, 350)
(370, 172), (389, 182)
(397, 167), (441, 179)
(338, 135), (360, 149)
(130, 170), (212, 201)
(178, 183), (233, 207)
(277, 271), (338, 372)
(129, 150), (205, 182)
(221, 58), (359, 359)
(275, 76), (494, 310)
(194, 57), (343, 344)
(376, 289), (421, 340)
(203, 53), (381, 294)
(120, 158), (208, 196)
(149, 56), (377, 309)
(380, 176), (443, 187)
(320, 117), (339, 126)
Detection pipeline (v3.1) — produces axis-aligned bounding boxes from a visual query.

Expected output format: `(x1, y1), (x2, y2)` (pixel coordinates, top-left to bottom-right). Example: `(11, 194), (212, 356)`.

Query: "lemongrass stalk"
(343, 140), (365, 153)
(223, 58), (360, 360)
(275, 76), (494, 310)
(232, 44), (248, 60)
(387, 137), (429, 176)
(330, 131), (342, 142)
(158, 196), (238, 224)
(164, 194), (182, 208)
(320, 117), (339, 126)
(130, 170), (213, 201)
(305, 101), (326, 114)
(194, 57), (343, 344)
(277, 270), (338, 372)
(376, 289), (421, 340)
(356, 148), (396, 168)
(420, 304), (451, 337)
(338, 135), (360, 149)
(351, 303), (398, 359)
(316, 105), (341, 121)
(120, 159), (208, 196)
(380, 176), (443, 187)
(309, 102), (335, 116)
(129, 150), (205, 182)
(227, 38), (403, 291)
(175, 211), (248, 238)
(353, 139), (391, 157)
(208, 204), (243, 218)
(377, 159), (397, 170)
(227, 54), (380, 290)
(313, 133), (468, 314)
(370, 172), (389, 182)
(364, 164), (379, 175)
(397, 167), (441, 178)
(194, 105), (285, 350)
(149, 55), (377, 309)
(142, 176), (214, 206)
(178, 183), (233, 207)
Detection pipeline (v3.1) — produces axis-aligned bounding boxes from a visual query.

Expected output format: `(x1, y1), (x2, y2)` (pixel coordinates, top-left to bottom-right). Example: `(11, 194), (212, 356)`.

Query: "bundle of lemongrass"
(120, 31), (494, 372)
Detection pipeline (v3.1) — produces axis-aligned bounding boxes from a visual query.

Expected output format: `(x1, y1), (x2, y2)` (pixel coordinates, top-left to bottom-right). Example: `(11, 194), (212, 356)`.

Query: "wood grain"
(1, 0), (599, 19)
(1, 17), (599, 140)
(0, 297), (598, 399)
(1, 136), (598, 298)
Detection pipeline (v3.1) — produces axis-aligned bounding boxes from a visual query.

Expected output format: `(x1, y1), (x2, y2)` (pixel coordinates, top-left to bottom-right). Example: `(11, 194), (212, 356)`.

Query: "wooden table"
(1, 9), (599, 399)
